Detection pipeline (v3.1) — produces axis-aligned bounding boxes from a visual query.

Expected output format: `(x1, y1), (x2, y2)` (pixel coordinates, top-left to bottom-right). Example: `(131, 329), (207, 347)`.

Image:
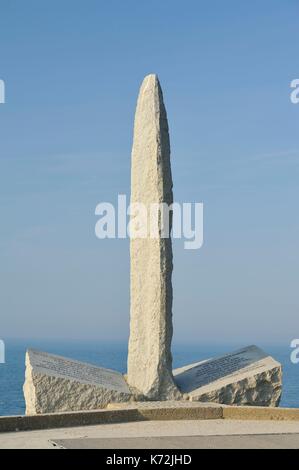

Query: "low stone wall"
(1, 402), (299, 434)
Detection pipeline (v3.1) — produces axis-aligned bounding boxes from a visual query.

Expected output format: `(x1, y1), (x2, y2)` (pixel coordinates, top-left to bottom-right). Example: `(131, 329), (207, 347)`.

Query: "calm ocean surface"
(0, 340), (298, 416)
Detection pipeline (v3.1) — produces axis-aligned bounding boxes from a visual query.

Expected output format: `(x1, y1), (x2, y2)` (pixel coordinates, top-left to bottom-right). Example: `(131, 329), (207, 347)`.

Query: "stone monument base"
(23, 345), (282, 415)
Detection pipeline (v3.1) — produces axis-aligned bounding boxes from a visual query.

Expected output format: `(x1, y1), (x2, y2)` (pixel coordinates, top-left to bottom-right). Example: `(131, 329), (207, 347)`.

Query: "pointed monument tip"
(142, 73), (160, 87)
(144, 73), (158, 79)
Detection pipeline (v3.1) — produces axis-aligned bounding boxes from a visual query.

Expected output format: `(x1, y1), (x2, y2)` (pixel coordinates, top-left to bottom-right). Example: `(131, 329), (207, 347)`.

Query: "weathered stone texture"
(127, 74), (179, 399)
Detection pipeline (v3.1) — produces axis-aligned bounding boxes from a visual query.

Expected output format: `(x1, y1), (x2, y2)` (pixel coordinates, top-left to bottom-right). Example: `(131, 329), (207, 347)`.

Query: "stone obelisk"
(127, 74), (179, 400)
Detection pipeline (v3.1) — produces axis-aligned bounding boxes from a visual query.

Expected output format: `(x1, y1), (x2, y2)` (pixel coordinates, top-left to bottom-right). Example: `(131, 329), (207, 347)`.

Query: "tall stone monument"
(127, 74), (179, 400)
(23, 74), (282, 415)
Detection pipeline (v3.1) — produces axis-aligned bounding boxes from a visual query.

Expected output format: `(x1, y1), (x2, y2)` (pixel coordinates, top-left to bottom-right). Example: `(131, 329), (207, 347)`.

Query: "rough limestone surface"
(23, 350), (134, 415)
(173, 346), (282, 407)
(127, 74), (180, 400)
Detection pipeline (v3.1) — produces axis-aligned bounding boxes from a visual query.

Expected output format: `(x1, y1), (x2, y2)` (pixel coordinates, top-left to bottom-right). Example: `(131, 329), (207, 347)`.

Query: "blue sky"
(0, 0), (298, 345)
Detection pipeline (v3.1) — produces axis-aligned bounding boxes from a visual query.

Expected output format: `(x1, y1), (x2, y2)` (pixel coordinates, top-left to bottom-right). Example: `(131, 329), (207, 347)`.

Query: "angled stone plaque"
(173, 345), (282, 407)
(23, 350), (133, 415)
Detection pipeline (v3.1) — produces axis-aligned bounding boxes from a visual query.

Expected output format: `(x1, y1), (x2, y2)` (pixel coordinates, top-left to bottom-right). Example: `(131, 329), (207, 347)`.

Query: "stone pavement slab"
(52, 434), (299, 449)
(1, 419), (299, 449)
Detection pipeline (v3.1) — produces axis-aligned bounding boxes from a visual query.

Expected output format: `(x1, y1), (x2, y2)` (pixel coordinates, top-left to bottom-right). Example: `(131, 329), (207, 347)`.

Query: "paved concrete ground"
(1, 420), (299, 449)
(53, 434), (299, 449)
